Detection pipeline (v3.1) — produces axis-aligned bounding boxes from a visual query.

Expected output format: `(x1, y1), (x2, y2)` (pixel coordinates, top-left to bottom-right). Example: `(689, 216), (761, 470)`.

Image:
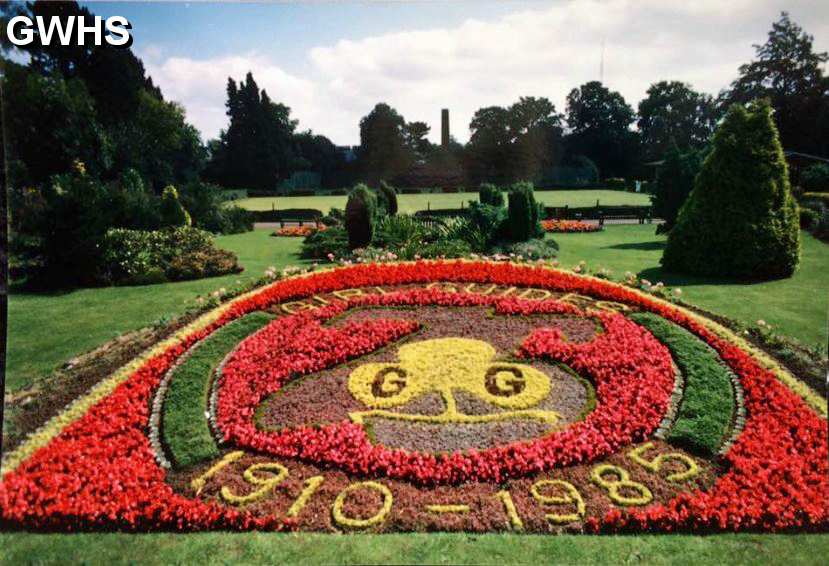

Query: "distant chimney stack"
(441, 108), (450, 147)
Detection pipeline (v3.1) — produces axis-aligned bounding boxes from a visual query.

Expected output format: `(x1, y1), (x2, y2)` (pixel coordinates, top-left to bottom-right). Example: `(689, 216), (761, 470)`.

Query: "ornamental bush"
(378, 181), (399, 216)
(160, 185), (192, 227)
(100, 226), (241, 285)
(479, 183), (504, 207)
(345, 184), (377, 249)
(661, 100), (801, 279)
(507, 182), (541, 242)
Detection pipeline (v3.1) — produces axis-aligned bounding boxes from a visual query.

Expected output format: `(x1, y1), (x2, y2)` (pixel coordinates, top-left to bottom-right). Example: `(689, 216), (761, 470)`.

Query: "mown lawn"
(234, 189), (651, 214)
(7, 225), (828, 393)
(0, 532), (827, 565)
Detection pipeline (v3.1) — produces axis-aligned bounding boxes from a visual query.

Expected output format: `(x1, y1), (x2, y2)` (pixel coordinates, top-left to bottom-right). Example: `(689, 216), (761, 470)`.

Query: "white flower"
(672, 288), (683, 297)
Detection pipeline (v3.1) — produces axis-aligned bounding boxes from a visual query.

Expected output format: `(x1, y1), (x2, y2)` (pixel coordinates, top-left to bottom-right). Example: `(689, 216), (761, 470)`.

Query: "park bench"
(250, 208), (324, 226)
(544, 202), (652, 225)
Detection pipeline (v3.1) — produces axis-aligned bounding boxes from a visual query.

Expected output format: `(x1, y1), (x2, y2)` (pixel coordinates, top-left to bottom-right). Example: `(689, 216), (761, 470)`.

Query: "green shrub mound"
(479, 183), (504, 207)
(507, 182), (541, 242)
(162, 312), (274, 469)
(661, 100), (801, 279)
(630, 312), (736, 455)
(100, 226), (241, 285)
(345, 184), (377, 249)
(378, 181), (399, 216)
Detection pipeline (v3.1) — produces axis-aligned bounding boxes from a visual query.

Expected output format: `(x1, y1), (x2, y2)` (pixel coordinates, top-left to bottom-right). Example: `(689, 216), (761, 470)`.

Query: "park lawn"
(5, 231), (306, 392)
(6, 225), (828, 394)
(554, 225), (829, 352)
(0, 532), (827, 565)
(233, 189), (651, 214)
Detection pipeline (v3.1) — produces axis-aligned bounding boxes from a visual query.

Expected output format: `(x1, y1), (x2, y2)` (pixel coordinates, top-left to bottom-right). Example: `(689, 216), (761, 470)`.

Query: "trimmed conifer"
(507, 182), (540, 242)
(379, 181), (399, 216)
(345, 183), (377, 249)
(661, 100), (801, 279)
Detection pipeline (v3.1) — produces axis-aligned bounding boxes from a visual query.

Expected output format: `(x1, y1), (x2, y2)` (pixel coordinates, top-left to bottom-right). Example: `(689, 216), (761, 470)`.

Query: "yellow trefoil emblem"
(348, 338), (559, 426)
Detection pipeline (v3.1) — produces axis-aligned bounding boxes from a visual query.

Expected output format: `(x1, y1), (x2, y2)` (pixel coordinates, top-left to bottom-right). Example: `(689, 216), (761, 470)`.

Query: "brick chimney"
(441, 108), (450, 147)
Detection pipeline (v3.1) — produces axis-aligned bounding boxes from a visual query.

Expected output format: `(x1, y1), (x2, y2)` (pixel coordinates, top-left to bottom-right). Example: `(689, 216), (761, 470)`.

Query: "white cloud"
(144, 0), (829, 145)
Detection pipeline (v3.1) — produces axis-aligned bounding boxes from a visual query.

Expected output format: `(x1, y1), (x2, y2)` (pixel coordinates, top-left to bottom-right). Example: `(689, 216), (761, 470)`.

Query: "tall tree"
(565, 81), (639, 178)
(509, 97), (564, 182)
(208, 72), (298, 190)
(638, 81), (718, 160)
(357, 103), (412, 184)
(466, 105), (513, 184)
(403, 121), (431, 159)
(722, 12), (829, 156)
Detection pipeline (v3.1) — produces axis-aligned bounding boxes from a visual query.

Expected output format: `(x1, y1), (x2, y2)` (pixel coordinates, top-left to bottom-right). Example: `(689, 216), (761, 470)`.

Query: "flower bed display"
(272, 225), (325, 237)
(541, 219), (602, 233)
(1, 260), (826, 534)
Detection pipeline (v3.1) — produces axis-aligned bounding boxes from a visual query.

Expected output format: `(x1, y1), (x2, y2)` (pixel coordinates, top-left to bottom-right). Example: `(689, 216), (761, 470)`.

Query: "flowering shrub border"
(0, 260), (826, 533)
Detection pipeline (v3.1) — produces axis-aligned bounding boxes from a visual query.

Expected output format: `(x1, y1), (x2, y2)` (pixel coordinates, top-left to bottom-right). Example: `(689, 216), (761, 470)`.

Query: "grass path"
(234, 189), (651, 214)
(0, 532), (827, 565)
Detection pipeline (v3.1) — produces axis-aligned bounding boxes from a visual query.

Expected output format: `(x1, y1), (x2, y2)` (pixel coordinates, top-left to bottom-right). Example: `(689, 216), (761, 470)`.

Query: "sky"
(54, 1), (829, 145)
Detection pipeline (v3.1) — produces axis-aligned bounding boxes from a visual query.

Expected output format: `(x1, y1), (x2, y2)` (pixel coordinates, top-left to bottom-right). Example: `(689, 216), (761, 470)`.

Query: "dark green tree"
(403, 121), (432, 159)
(638, 81), (718, 160)
(357, 103), (412, 184)
(345, 184), (377, 249)
(507, 182), (540, 242)
(661, 100), (801, 279)
(208, 73), (298, 191)
(565, 81), (639, 178)
(722, 12), (829, 157)
(293, 131), (344, 189)
(651, 143), (704, 233)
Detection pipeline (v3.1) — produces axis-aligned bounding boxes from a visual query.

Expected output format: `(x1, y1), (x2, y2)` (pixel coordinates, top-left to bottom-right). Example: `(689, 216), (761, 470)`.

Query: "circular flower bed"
(1, 261), (826, 534)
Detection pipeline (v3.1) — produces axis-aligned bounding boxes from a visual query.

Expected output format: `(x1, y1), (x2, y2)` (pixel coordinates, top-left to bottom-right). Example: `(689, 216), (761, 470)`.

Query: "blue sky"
(24, 2), (829, 145)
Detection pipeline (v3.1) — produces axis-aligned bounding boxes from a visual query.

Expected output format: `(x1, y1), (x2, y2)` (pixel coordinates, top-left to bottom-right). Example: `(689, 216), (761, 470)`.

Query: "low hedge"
(162, 311), (274, 469)
(629, 312), (736, 455)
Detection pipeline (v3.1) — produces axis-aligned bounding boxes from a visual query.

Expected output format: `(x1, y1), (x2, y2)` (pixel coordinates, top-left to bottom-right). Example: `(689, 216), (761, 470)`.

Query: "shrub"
(492, 238), (559, 260)
(374, 215), (428, 249)
(321, 207), (345, 226)
(478, 183), (504, 207)
(467, 202), (508, 245)
(507, 182), (541, 242)
(345, 184), (377, 249)
(100, 226), (240, 285)
(178, 181), (252, 234)
(301, 226), (349, 259)
(801, 163), (829, 192)
(378, 181), (399, 216)
(661, 100), (801, 279)
(160, 185), (192, 227)
(652, 143), (703, 234)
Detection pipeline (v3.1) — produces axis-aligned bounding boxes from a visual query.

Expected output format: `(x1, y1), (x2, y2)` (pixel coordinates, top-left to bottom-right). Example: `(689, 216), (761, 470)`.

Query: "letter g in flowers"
(348, 337), (559, 425)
